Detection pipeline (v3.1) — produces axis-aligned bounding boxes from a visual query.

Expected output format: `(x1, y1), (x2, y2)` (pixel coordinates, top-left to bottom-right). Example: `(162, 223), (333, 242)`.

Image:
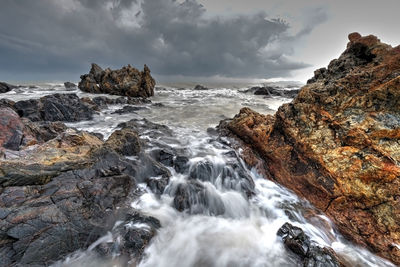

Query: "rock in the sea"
(63, 81), (77, 89)
(220, 33), (400, 265)
(277, 223), (341, 267)
(0, 82), (17, 93)
(244, 86), (300, 98)
(79, 63), (155, 97)
(14, 93), (94, 122)
(194, 84), (209, 90)
(112, 105), (147, 114)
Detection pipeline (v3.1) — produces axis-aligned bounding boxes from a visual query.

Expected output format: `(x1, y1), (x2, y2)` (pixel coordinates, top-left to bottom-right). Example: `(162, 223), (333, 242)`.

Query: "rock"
(0, 149), (140, 265)
(14, 93), (94, 122)
(118, 118), (173, 139)
(63, 82), (77, 89)
(0, 130), (104, 186)
(221, 33), (400, 265)
(137, 154), (171, 194)
(112, 105), (147, 114)
(173, 180), (225, 215)
(22, 120), (67, 143)
(277, 223), (341, 267)
(96, 213), (161, 261)
(0, 82), (17, 93)
(194, 84), (209, 90)
(174, 156), (189, 173)
(0, 99), (15, 110)
(104, 128), (141, 156)
(79, 63), (156, 97)
(244, 86), (300, 98)
(0, 108), (25, 150)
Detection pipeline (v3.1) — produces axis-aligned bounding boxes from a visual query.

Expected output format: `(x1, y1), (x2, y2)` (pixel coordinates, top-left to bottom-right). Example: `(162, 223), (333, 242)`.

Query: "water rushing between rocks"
(0, 83), (394, 267)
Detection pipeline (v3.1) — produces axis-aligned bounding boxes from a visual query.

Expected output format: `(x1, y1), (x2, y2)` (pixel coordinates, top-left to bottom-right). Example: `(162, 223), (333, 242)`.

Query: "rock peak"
(348, 32), (362, 42)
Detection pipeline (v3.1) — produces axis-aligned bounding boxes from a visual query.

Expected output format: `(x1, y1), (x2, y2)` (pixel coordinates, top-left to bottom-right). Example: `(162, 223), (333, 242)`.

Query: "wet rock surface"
(0, 149), (141, 266)
(14, 93), (94, 122)
(0, 116), (173, 265)
(220, 33), (400, 265)
(79, 63), (156, 97)
(277, 223), (341, 267)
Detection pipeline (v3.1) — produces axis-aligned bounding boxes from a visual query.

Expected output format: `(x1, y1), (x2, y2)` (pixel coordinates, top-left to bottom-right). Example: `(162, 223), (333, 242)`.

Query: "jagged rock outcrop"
(220, 33), (400, 265)
(79, 63), (156, 97)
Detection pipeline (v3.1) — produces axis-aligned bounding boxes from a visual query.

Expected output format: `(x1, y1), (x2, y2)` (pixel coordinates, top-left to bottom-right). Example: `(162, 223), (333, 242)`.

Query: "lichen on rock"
(220, 33), (400, 265)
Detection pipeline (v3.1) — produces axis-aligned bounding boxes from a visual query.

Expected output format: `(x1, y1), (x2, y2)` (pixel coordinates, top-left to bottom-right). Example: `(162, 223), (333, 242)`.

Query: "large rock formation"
(79, 63), (156, 97)
(220, 33), (400, 264)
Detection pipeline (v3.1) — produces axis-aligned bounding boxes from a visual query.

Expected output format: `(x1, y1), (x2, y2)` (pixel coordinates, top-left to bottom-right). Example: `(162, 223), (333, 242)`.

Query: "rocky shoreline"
(219, 33), (400, 265)
(1, 36), (398, 266)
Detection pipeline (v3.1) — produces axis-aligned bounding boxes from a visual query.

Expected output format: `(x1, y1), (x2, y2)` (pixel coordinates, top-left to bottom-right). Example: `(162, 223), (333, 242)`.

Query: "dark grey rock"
(0, 82), (17, 93)
(15, 93), (94, 122)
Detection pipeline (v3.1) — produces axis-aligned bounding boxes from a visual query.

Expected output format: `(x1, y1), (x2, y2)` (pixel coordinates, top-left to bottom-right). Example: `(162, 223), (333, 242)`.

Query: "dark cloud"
(0, 0), (324, 81)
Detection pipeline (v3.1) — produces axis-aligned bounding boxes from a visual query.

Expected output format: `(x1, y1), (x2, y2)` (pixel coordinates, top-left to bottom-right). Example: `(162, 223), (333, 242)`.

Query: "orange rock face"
(221, 33), (400, 265)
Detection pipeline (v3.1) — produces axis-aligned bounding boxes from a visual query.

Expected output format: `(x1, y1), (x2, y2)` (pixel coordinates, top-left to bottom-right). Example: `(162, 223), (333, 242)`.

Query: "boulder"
(63, 82), (77, 89)
(79, 63), (156, 97)
(220, 33), (400, 265)
(0, 82), (17, 93)
(277, 223), (342, 267)
(104, 128), (141, 156)
(14, 93), (94, 122)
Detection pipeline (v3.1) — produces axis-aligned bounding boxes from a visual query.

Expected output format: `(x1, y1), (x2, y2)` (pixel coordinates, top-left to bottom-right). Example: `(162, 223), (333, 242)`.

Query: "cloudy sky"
(0, 0), (399, 83)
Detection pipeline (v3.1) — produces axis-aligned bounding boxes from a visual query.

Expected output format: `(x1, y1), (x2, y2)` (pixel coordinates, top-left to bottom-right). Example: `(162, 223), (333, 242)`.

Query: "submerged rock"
(0, 82), (17, 93)
(79, 63), (156, 97)
(14, 93), (94, 122)
(277, 223), (341, 267)
(220, 33), (400, 265)
(112, 105), (147, 114)
(193, 84), (209, 90)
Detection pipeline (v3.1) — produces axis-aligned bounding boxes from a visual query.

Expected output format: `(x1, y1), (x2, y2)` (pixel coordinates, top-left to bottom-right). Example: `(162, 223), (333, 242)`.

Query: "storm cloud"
(0, 0), (325, 81)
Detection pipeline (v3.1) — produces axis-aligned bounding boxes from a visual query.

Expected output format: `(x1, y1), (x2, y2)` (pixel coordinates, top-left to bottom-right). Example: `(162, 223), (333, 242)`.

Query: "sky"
(0, 0), (399, 83)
